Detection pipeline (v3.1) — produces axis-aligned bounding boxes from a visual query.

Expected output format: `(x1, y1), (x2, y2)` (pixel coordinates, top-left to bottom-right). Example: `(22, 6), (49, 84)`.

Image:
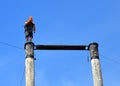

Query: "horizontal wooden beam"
(34, 45), (88, 50)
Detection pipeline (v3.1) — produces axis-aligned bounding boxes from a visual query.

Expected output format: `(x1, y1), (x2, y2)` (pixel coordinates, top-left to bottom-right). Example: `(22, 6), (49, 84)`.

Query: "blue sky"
(0, 0), (120, 86)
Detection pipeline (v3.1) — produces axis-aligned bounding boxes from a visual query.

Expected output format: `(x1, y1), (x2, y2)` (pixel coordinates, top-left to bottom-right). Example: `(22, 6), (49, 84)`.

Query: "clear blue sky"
(0, 0), (120, 86)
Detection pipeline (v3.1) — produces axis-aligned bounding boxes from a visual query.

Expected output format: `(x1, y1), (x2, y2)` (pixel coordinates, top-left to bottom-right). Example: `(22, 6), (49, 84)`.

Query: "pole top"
(88, 42), (98, 50)
(24, 42), (34, 49)
(88, 42), (99, 59)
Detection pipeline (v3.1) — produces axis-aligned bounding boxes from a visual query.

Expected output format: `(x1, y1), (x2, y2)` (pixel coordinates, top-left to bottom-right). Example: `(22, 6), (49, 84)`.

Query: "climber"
(24, 16), (36, 42)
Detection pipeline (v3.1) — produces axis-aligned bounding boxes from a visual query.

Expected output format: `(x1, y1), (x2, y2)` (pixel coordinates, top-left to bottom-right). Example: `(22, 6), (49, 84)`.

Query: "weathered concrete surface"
(25, 42), (35, 86)
(89, 43), (103, 86)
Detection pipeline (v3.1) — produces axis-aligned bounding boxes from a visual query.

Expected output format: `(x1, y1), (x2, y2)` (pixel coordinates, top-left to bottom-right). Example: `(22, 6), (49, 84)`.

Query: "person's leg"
(30, 37), (32, 42)
(25, 31), (29, 42)
(30, 32), (33, 42)
(26, 36), (28, 42)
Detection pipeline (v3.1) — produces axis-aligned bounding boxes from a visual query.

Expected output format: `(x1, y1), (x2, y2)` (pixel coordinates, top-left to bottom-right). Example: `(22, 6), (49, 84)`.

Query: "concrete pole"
(25, 42), (35, 86)
(89, 43), (103, 86)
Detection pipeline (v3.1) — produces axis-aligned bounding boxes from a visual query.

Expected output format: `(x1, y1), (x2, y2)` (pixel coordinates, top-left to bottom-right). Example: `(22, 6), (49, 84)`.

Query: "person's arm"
(33, 24), (36, 33)
(25, 20), (30, 25)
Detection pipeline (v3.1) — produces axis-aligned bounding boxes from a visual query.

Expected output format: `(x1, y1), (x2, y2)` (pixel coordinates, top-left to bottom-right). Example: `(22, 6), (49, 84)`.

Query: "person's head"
(29, 16), (33, 22)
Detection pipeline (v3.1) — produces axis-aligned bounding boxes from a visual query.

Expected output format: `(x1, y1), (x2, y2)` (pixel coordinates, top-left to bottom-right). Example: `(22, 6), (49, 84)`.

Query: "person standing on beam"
(24, 16), (36, 42)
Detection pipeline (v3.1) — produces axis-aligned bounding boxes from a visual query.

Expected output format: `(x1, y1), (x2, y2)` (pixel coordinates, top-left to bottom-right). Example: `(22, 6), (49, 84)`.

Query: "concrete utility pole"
(89, 43), (103, 86)
(25, 42), (35, 86)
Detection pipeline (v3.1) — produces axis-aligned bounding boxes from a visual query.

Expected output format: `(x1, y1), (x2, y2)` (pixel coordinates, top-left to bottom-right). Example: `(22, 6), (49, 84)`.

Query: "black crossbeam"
(34, 45), (88, 50)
